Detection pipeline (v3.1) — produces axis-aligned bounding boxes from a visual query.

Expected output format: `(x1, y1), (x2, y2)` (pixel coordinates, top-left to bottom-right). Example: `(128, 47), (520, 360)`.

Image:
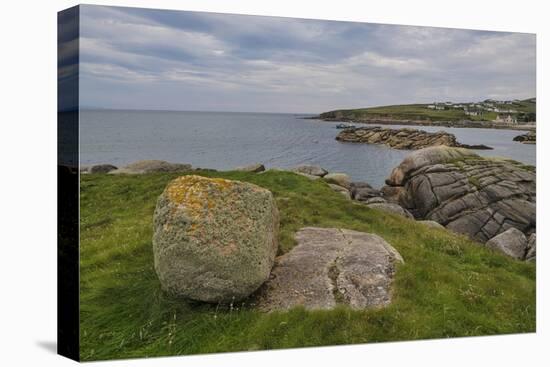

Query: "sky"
(77, 5), (536, 113)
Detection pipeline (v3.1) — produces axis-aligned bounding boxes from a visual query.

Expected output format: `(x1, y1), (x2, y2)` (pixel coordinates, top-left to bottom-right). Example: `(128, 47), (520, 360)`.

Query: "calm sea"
(80, 110), (536, 188)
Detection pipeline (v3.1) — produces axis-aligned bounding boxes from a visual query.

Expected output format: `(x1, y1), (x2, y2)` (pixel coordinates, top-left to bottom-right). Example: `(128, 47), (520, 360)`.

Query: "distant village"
(427, 98), (536, 125)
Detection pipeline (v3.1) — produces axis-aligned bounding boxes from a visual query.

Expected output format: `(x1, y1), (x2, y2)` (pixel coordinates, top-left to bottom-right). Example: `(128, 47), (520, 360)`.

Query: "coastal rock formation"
(292, 165), (328, 177)
(336, 126), (492, 150)
(110, 160), (192, 174)
(323, 172), (352, 189)
(513, 131), (536, 144)
(256, 227), (403, 311)
(383, 146), (536, 245)
(153, 175), (279, 302)
(235, 163), (266, 173)
(350, 182), (383, 202)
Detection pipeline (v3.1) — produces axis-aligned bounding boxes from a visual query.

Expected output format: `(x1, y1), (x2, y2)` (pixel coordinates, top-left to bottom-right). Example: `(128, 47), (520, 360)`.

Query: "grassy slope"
(320, 99), (535, 122)
(79, 171), (535, 361)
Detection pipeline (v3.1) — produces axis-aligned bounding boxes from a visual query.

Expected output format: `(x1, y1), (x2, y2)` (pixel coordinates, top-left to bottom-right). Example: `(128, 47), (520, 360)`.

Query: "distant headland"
(311, 98), (536, 131)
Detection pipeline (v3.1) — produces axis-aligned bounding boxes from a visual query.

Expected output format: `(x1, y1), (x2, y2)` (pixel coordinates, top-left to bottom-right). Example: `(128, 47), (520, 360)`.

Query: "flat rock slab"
(256, 227), (403, 311)
(336, 126), (492, 150)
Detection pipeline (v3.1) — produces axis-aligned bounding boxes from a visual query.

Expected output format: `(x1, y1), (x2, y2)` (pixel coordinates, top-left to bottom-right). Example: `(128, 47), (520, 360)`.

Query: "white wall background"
(0, 0), (547, 366)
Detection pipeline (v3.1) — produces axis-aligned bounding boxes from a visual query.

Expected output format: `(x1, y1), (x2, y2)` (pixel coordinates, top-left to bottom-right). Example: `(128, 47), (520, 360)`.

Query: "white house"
(494, 114), (517, 124)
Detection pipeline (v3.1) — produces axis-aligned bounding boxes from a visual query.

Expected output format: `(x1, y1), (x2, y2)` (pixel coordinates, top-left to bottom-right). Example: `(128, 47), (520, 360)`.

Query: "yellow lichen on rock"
(165, 175), (234, 218)
(153, 174), (280, 302)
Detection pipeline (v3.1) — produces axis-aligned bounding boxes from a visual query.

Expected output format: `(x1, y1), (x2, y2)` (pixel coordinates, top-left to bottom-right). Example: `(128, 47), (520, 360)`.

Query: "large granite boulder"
(292, 165), (328, 177)
(383, 146), (536, 244)
(153, 175), (279, 302)
(256, 227), (403, 311)
(485, 228), (527, 260)
(323, 173), (352, 189)
(110, 160), (192, 174)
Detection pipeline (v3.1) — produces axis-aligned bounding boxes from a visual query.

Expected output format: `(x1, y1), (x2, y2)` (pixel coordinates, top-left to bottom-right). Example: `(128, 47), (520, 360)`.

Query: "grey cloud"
(78, 5), (535, 113)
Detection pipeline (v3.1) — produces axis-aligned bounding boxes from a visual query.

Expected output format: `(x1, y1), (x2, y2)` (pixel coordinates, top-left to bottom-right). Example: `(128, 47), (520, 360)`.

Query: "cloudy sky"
(78, 5), (536, 113)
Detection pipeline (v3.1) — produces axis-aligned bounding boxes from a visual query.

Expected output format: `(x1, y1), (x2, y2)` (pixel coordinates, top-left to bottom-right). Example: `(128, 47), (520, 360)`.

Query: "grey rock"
(292, 165), (328, 177)
(336, 126), (492, 151)
(386, 146), (477, 186)
(380, 185), (405, 204)
(362, 197), (387, 205)
(525, 233), (536, 262)
(294, 172), (321, 180)
(328, 184), (351, 199)
(381, 146), (536, 243)
(323, 173), (352, 189)
(110, 160), (192, 174)
(235, 163), (265, 173)
(153, 175), (279, 303)
(256, 227), (403, 311)
(89, 164), (118, 174)
(485, 228), (528, 260)
(352, 186), (382, 202)
(367, 203), (414, 219)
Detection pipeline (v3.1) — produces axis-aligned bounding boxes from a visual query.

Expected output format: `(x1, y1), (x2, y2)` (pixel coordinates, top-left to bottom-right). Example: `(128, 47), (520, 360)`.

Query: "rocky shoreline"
(335, 126), (493, 150)
(83, 150), (536, 266)
(513, 131), (536, 144)
(307, 115), (536, 131)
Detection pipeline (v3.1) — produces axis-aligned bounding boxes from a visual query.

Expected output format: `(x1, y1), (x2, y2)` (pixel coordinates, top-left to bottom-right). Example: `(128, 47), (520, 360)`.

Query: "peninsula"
(315, 98), (536, 130)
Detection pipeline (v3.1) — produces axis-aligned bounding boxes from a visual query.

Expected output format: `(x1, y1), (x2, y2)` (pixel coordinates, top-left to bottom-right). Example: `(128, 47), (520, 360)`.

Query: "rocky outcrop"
(256, 227), (403, 311)
(336, 126), (492, 150)
(292, 165), (328, 177)
(110, 160), (192, 174)
(350, 182), (381, 202)
(235, 163), (266, 173)
(323, 173), (352, 189)
(513, 131), (536, 144)
(152, 175), (279, 303)
(383, 146), (536, 245)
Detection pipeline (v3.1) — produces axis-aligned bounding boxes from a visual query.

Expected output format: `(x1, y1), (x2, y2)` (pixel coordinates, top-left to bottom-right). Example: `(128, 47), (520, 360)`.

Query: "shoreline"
(306, 116), (536, 131)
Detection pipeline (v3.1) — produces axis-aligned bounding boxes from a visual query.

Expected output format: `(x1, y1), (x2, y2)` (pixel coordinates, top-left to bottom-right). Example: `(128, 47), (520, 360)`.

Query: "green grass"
(79, 170), (535, 361)
(319, 98), (535, 122)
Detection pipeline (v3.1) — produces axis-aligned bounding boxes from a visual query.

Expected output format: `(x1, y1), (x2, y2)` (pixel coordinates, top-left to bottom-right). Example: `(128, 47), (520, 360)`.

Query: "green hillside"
(319, 98), (535, 122)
